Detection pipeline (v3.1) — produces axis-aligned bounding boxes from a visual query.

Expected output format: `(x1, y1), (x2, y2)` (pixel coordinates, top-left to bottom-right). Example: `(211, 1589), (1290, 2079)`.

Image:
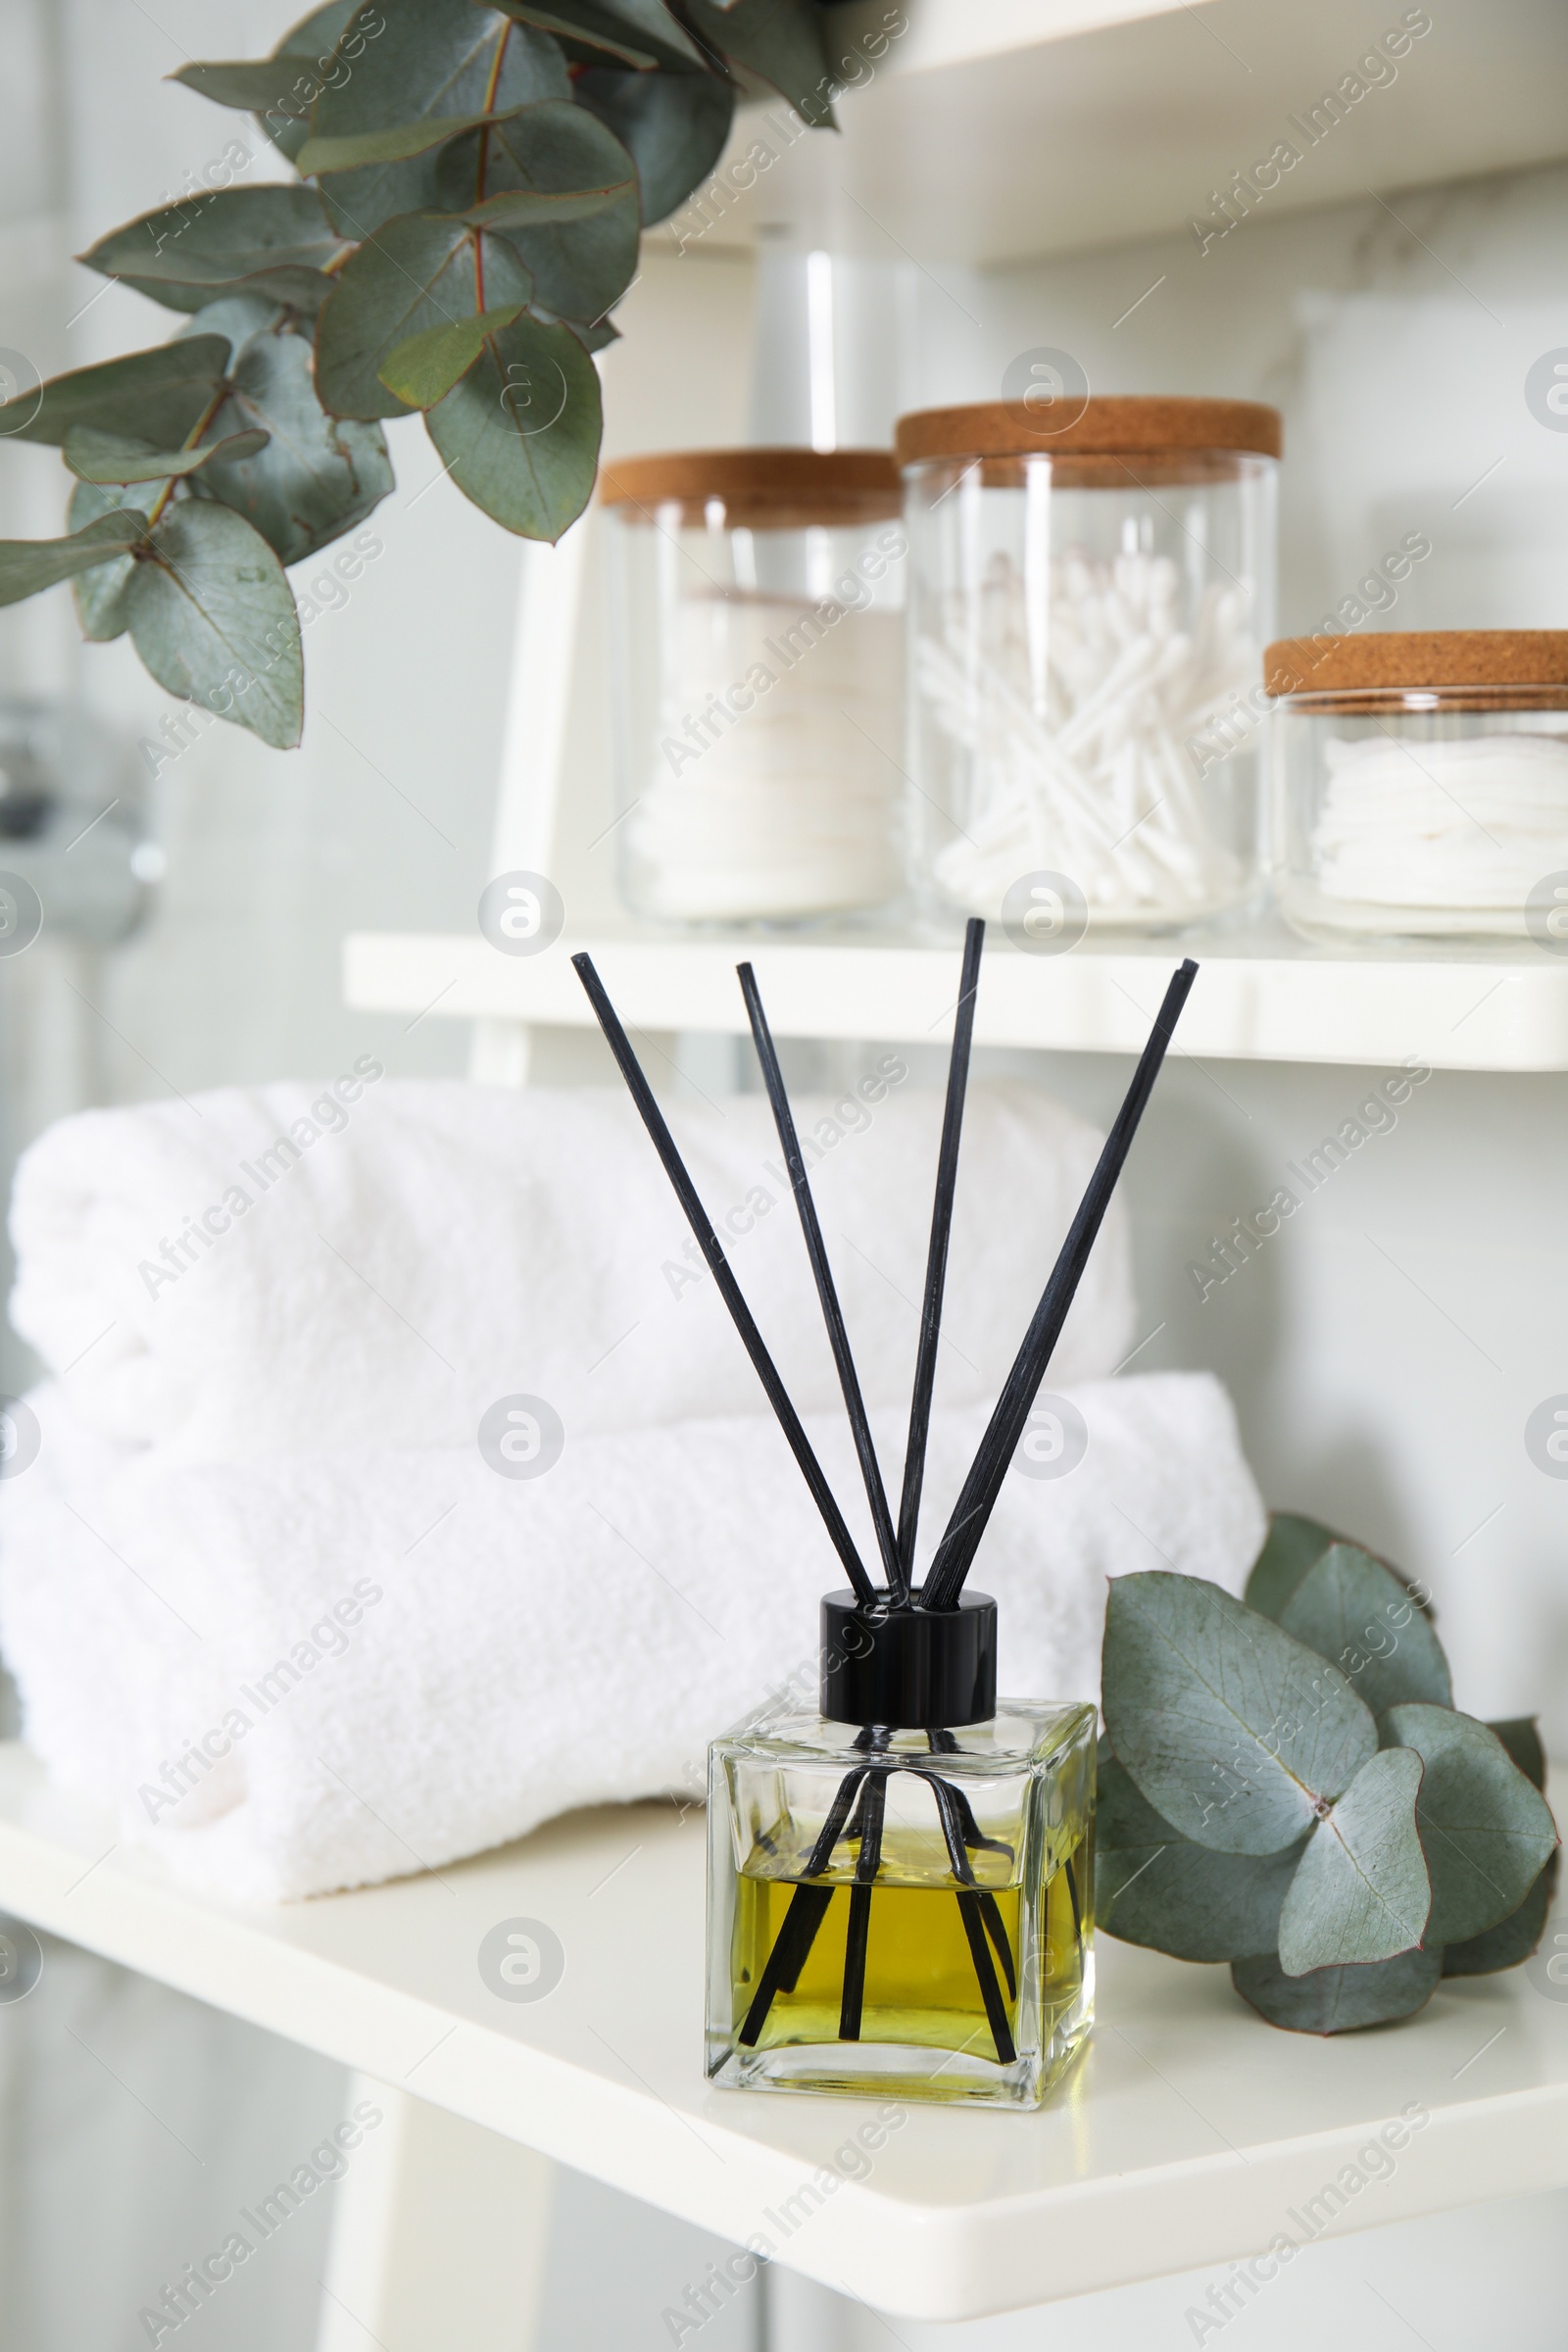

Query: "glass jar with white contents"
(1268, 632), (1568, 942)
(600, 450), (906, 927)
(898, 396), (1279, 936)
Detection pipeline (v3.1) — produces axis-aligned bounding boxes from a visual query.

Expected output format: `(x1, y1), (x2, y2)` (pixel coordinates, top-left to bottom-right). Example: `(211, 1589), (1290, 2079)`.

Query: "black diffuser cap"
(820, 1590), (998, 1731)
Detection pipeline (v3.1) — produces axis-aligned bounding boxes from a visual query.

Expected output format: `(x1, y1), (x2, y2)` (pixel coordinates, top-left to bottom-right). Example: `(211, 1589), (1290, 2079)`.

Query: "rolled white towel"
(8, 1076), (1134, 1468)
(0, 1373), (1263, 1902)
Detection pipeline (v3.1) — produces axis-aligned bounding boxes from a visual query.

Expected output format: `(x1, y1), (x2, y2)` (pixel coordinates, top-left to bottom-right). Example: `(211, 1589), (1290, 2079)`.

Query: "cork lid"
(1265, 631), (1568, 700)
(895, 396), (1282, 466)
(599, 447), (901, 528)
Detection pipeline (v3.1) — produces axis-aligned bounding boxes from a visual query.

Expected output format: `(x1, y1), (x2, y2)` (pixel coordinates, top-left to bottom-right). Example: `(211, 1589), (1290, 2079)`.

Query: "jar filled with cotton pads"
(897, 395), (1279, 935)
(599, 449), (906, 927)
(1267, 631), (1568, 941)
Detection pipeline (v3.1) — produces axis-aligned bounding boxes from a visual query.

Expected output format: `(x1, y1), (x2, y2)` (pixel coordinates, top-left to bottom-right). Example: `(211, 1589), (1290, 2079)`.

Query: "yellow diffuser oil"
(708, 1689), (1096, 2108)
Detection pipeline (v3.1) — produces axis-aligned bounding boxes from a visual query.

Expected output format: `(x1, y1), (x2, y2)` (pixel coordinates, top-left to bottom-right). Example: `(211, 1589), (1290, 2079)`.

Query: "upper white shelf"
(704, 0), (1568, 265)
(1, 1742), (1562, 2322)
(344, 922), (1568, 1073)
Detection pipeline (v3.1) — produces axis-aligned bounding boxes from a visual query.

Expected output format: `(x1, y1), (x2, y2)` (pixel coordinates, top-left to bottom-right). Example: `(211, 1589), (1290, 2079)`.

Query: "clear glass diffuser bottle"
(707, 1590), (1096, 2108)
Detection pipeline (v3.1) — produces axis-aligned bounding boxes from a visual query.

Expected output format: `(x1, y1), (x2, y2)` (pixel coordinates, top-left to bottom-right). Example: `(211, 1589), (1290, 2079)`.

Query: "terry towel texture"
(8, 1075), (1135, 1465)
(3, 1074), (1263, 1899)
(2, 1375), (1262, 1902)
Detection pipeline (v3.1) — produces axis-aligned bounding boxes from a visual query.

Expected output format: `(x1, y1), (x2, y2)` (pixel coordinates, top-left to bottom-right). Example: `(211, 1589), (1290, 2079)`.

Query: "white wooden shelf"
(0, 1743), (1562, 2322)
(345, 922), (1568, 1073)
(707, 0), (1568, 265)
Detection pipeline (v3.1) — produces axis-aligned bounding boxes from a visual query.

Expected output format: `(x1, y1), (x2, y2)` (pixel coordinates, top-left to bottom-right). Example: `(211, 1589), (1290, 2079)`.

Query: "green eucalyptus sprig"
(1095, 1515), (1560, 2033)
(0, 0), (842, 747)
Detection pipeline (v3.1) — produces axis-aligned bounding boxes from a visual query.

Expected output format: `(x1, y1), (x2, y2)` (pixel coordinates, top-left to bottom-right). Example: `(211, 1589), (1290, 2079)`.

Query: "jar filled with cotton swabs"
(1267, 630), (1568, 942)
(897, 397), (1280, 934)
(600, 450), (906, 927)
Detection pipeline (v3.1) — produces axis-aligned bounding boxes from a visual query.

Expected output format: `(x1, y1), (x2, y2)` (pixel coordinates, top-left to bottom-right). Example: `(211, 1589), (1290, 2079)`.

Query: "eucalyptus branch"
(0, 0), (841, 746)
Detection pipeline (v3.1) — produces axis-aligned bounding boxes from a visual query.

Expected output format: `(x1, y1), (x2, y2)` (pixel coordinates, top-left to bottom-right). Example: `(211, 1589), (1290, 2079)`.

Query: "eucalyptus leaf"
(0, 338), (231, 450)
(436, 99), (639, 322)
(1489, 1715), (1546, 1791)
(1279, 1544), (1452, 1716)
(1379, 1702), (1559, 1945)
(314, 212), (533, 419)
(1443, 1852), (1558, 1977)
(573, 64), (734, 224)
(175, 294), (286, 364)
(495, 0), (708, 72)
(463, 181), (631, 230)
(297, 106), (525, 176)
(79, 186), (347, 316)
(172, 60), (326, 116)
(172, 1), (361, 161)
(377, 304), (527, 407)
(1094, 1748), (1301, 1962)
(680, 0), (836, 127)
(190, 314), (393, 565)
(0, 511), (148, 609)
(67, 480), (153, 640)
(64, 424), (270, 485)
(1244, 1511), (1342, 1620)
(1102, 1573), (1377, 1856)
(309, 0), (568, 240)
(266, 2), (367, 163)
(1232, 1948), (1443, 2034)
(424, 309), (599, 539)
(125, 502), (303, 749)
(1277, 1746), (1430, 1975)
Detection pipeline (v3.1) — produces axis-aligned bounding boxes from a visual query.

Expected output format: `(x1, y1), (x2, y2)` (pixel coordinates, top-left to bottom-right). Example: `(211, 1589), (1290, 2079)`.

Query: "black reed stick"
(739, 1763), (867, 2047)
(913, 1766), (1016, 1997)
(738, 1884), (833, 2047)
(838, 1767), (887, 2040)
(897, 917), (985, 1591)
(572, 952), (877, 1607)
(737, 963), (903, 1599)
(922, 959), (1199, 1610)
(927, 1777), (1016, 2061)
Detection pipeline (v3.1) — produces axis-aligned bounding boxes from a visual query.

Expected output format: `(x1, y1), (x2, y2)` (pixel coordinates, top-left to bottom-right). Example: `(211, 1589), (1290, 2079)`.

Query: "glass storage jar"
(600, 449), (906, 927)
(1267, 630), (1568, 941)
(898, 395), (1279, 935)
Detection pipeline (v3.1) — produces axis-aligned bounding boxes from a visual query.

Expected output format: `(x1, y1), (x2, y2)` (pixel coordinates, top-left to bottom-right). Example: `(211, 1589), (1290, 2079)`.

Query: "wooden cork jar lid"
(895, 396), (1283, 466)
(1265, 630), (1568, 704)
(599, 448), (902, 529)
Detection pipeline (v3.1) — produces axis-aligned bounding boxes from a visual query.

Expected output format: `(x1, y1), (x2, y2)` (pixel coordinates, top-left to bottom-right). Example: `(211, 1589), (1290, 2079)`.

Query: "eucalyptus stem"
(144, 382), (229, 528)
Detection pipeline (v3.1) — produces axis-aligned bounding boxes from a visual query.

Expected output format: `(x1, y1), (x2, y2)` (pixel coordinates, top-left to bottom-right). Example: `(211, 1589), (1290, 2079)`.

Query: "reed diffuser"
(573, 932), (1196, 2107)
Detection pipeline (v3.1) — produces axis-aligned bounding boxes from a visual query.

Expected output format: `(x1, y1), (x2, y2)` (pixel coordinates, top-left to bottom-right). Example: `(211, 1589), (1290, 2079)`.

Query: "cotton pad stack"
(601, 447), (907, 927)
(1309, 731), (1568, 929)
(922, 546), (1257, 923)
(628, 590), (903, 921)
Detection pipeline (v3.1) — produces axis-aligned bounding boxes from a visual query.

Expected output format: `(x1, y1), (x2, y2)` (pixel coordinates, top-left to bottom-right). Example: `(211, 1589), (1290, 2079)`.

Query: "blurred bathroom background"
(1, 0), (1566, 2343)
